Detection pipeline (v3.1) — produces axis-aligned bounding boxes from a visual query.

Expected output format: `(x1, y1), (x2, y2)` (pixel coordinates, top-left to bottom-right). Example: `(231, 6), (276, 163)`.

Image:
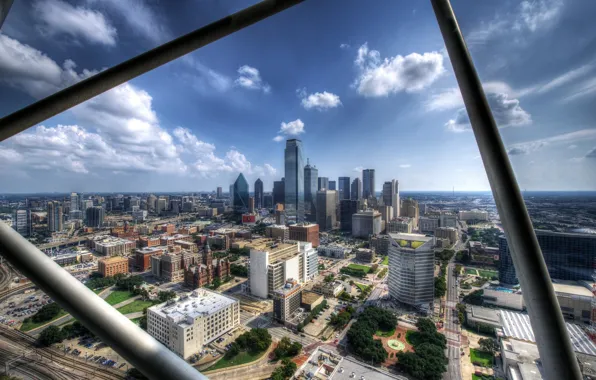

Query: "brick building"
(289, 223), (319, 247)
(98, 256), (129, 277)
(134, 246), (166, 271)
(138, 236), (161, 248)
(184, 242), (230, 290)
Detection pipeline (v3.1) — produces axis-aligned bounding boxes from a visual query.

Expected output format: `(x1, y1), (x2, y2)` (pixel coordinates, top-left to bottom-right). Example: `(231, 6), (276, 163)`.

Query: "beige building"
(147, 289), (240, 359)
(400, 198), (419, 230)
(98, 256), (129, 277)
(273, 279), (303, 323)
(265, 225), (290, 241)
(435, 227), (458, 245)
(352, 210), (382, 238)
(90, 236), (135, 256)
(387, 217), (413, 234)
(248, 240), (304, 298)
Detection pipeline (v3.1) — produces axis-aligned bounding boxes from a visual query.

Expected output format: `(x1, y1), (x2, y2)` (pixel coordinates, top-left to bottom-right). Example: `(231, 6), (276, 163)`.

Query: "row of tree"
(347, 306), (397, 364)
(85, 272), (144, 291)
(226, 328), (272, 359)
(339, 267), (367, 278)
(230, 264), (248, 277)
(38, 321), (92, 347)
(27, 302), (62, 324)
(329, 305), (355, 328)
(396, 318), (447, 380)
(273, 337), (302, 360)
(270, 358), (297, 380)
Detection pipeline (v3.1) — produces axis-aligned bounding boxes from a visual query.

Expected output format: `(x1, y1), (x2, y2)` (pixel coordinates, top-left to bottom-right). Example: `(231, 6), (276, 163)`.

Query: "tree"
(32, 303), (62, 323)
(281, 358), (297, 378)
(324, 274), (335, 283)
(230, 264), (248, 277)
(158, 290), (176, 303)
(434, 276), (446, 298)
(38, 325), (64, 346)
(211, 276), (222, 289)
(463, 289), (484, 306)
(478, 338), (499, 354)
(454, 264), (463, 277)
(226, 342), (240, 358)
(416, 318), (436, 334)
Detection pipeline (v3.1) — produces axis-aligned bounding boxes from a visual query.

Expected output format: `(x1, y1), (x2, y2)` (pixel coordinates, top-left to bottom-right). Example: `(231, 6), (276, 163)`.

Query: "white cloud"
(426, 82), (519, 112)
(264, 164), (277, 176)
(446, 93), (531, 132)
(507, 129), (596, 155)
(300, 90), (342, 110)
(399, 164), (411, 168)
(273, 136), (284, 142)
(535, 62), (596, 94)
(353, 166), (364, 173)
(352, 43), (445, 97)
(561, 77), (596, 103)
(279, 119), (305, 136)
(340, 43), (350, 49)
(516, 0), (563, 32)
(235, 65), (270, 93)
(33, 0), (117, 46)
(568, 144), (578, 149)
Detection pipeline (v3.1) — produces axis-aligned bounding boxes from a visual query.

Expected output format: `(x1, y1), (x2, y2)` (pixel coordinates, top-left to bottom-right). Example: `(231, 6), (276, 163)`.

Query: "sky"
(0, 0), (595, 193)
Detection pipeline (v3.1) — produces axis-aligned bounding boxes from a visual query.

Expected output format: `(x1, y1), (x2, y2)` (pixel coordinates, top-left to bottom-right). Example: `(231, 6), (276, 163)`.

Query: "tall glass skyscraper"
(233, 173), (249, 214)
(304, 159), (318, 218)
(362, 169), (375, 199)
(338, 177), (350, 201)
(254, 178), (264, 209)
(273, 178), (285, 205)
(499, 230), (596, 284)
(351, 178), (362, 200)
(284, 139), (305, 223)
(318, 177), (329, 191)
(328, 181), (336, 190)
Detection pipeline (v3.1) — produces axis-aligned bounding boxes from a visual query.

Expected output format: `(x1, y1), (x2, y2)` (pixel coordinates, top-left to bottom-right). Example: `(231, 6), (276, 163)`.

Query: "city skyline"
(1, 0), (596, 193)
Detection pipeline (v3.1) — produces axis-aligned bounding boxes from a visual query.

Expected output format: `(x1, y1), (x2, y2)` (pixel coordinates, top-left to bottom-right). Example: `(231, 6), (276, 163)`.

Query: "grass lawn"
(375, 328), (396, 337)
(104, 290), (135, 306)
(20, 310), (69, 332)
(207, 348), (268, 371)
(465, 268), (479, 275)
(472, 375), (494, 380)
(355, 283), (368, 292)
(347, 264), (371, 273)
(381, 256), (389, 265)
(411, 241), (424, 249)
(470, 348), (493, 367)
(117, 300), (153, 315)
(478, 269), (498, 279)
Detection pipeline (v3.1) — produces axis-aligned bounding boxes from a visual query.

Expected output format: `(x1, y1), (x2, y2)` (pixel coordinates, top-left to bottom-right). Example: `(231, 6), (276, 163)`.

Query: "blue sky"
(0, 0), (595, 193)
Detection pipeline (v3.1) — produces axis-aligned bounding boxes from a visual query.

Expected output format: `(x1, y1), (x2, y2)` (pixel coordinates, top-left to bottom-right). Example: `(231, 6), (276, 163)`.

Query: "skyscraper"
(316, 190), (336, 231)
(304, 159), (318, 218)
(401, 198), (419, 230)
(362, 169), (375, 199)
(340, 200), (359, 232)
(47, 201), (63, 232)
(233, 173), (249, 213)
(70, 192), (79, 211)
(248, 197), (255, 213)
(318, 177), (329, 191)
(284, 139), (305, 223)
(351, 178), (362, 200)
(338, 177), (350, 201)
(382, 180), (400, 217)
(216, 187), (223, 199)
(86, 206), (105, 228)
(254, 178), (264, 209)
(328, 181), (336, 191)
(273, 178), (285, 205)
(13, 209), (31, 237)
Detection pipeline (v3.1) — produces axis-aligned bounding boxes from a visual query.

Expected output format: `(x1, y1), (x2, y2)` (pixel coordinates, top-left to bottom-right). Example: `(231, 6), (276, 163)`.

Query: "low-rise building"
(301, 291), (324, 311)
(289, 223), (320, 248)
(151, 248), (200, 283)
(90, 236), (135, 256)
(483, 286), (524, 311)
(317, 245), (350, 259)
(418, 216), (439, 233)
(370, 234), (390, 255)
(98, 256), (129, 277)
(134, 246), (166, 271)
(265, 225), (289, 241)
(387, 217), (413, 234)
(147, 289), (240, 359)
(138, 236), (161, 248)
(312, 281), (344, 297)
(355, 248), (375, 263)
(458, 209), (489, 222)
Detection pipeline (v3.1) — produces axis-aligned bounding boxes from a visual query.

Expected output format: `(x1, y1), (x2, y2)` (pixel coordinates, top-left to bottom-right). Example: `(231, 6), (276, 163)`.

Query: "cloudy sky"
(1, 0), (595, 193)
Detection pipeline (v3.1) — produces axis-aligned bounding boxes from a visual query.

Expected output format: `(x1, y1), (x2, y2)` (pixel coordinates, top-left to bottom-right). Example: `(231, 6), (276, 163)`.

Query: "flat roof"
(150, 289), (237, 324)
(302, 291), (324, 305)
(467, 306), (501, 325)
(388, 232), (432, 242)
(500, 310), (596, 356)
(551, 280), (593, 297)
(332, 357), (405, 380)
(100, 256), (128, 264)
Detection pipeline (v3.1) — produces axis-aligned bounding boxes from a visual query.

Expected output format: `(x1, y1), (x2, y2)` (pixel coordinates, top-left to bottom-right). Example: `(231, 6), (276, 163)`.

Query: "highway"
(443, 263), (462, 380)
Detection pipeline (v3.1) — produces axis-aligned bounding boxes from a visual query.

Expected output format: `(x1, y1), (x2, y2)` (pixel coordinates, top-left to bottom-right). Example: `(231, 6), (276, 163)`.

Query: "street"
(443, 263), (462, 380)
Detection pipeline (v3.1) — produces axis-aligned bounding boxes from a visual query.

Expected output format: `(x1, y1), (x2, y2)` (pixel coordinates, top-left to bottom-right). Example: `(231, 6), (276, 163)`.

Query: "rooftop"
(466, 306), (501, 326)
(388, 233), (433, 250)
(92, 235), (134, 247)
(136, 246), (166, 255)
(302, 291), (324, 305)
(551, 280), (593, 298)
(331, 356), (404, 380)
(100, 256), (129, 264)
(149, 289), (237, 324)
(274, 280), (302, 296)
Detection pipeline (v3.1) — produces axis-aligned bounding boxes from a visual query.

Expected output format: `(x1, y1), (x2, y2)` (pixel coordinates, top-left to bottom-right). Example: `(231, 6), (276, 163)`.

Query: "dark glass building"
(318, 177), (329, 191)
(233, 173), (249, 213)
(363, 169), (375, 199)
(351, 178), (362, 200)
(86, 206), (105, 228)
(284, 139), (305, 223)
(273, 178), (285, 205)
(304, 159), (318, 219)
(254, 178), (264, 209)
(328, 180), (336, 190)
(499, 230), (596, 284)
(340, 200), (359, 232)
(338, 177), (350, 201)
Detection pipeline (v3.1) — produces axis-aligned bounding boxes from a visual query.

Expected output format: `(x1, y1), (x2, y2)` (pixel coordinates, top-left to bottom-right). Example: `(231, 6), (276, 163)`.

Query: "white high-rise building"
(388, 233), (434, 314)
(147, 289), (240, 359)
(13, 209), (31, 237)
(299, 242), (318, 281)
(70, 192), (80, 211)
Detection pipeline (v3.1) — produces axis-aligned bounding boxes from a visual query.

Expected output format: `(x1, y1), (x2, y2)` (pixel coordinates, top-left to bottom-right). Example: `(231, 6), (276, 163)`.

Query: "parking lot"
(60, 335), (131, 371)
(303, 298), (340, 338)
(0, 290), (53, 327)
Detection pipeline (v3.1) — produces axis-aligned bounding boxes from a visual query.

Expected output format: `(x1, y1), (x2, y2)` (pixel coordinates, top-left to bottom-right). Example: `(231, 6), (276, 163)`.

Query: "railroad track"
(0, 347), (77, 380)
(0, 264), (12, 291)
(0, 283), (36, 301)
(0, 326), (125, 380)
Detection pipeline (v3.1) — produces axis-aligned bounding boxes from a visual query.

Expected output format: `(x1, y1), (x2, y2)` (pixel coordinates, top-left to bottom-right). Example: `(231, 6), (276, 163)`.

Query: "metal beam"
(430, 1), (582, 379)
(0, 0), (305, 142)
(0, 223), (207, 380)
(0, 0), (13, 30)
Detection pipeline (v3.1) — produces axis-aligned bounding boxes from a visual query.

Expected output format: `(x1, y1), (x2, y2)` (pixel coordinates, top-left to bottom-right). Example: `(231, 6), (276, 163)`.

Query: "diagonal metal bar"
(430, 1), (582, 379)
(0, 0), (13, 30)
(0, 223), (207, 379)
(0, 0), (305, 142)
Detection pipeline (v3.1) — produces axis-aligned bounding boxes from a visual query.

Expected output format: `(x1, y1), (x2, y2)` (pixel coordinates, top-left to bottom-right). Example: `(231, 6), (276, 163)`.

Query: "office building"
(248, 240), (305, 298)
(90, 236), (135, 256)
(304, 159), (318, 218)
(300, 242), (319, 281)
(254, 178), (264, 209)
(275, 210), (286, 225)
(248, 197), (255, 213)
(439, 212), (457, 228)
(216, 186), (223, 199)
(157, 198), (167, 214)
(499, 230), (596, 285)
(229, 184), (234, 205)
(355, 248), (375, 263)
(273, 178), (285, 205)
(317, 245), (350, 259)
(400, 198), (419, 230)
(152, 248), (200, 283)
(318, 177), (329, 191)
(233, 173), (249, 213)
(352, 210), (382, 238)
(340, 199), (359, 232)
(284, 139), (305, 223)
(70, 192), (79, 212)
(328, 180), (336, 191)
(370, 234), (391, 255)
(338, 177), (350, 201)
(289, 223), (320, 247)
(47, 201), (63, 232)
(273, 279), (303, 323)
(382, 180), (400, 217)
(316, 190), (337, 231)
(378, 205), (393, 227)
(362, 169), (375, 199)
(132, 209), (148, 221)
(266, 225), (290, 241)
(147, 289), (240, 359)
(388, 233), (434, 312)
(435, 227), (458, 245)
(13, 209), (31, 237)
(419, 216), (439, 233)
(263, 194), (273, 208)
(387, 217), (413, 234)
(458, 209), (489, 222)
(98, 256), (129, 277)
(351, 178), (362, 201)
(86, 206), (104, 228)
